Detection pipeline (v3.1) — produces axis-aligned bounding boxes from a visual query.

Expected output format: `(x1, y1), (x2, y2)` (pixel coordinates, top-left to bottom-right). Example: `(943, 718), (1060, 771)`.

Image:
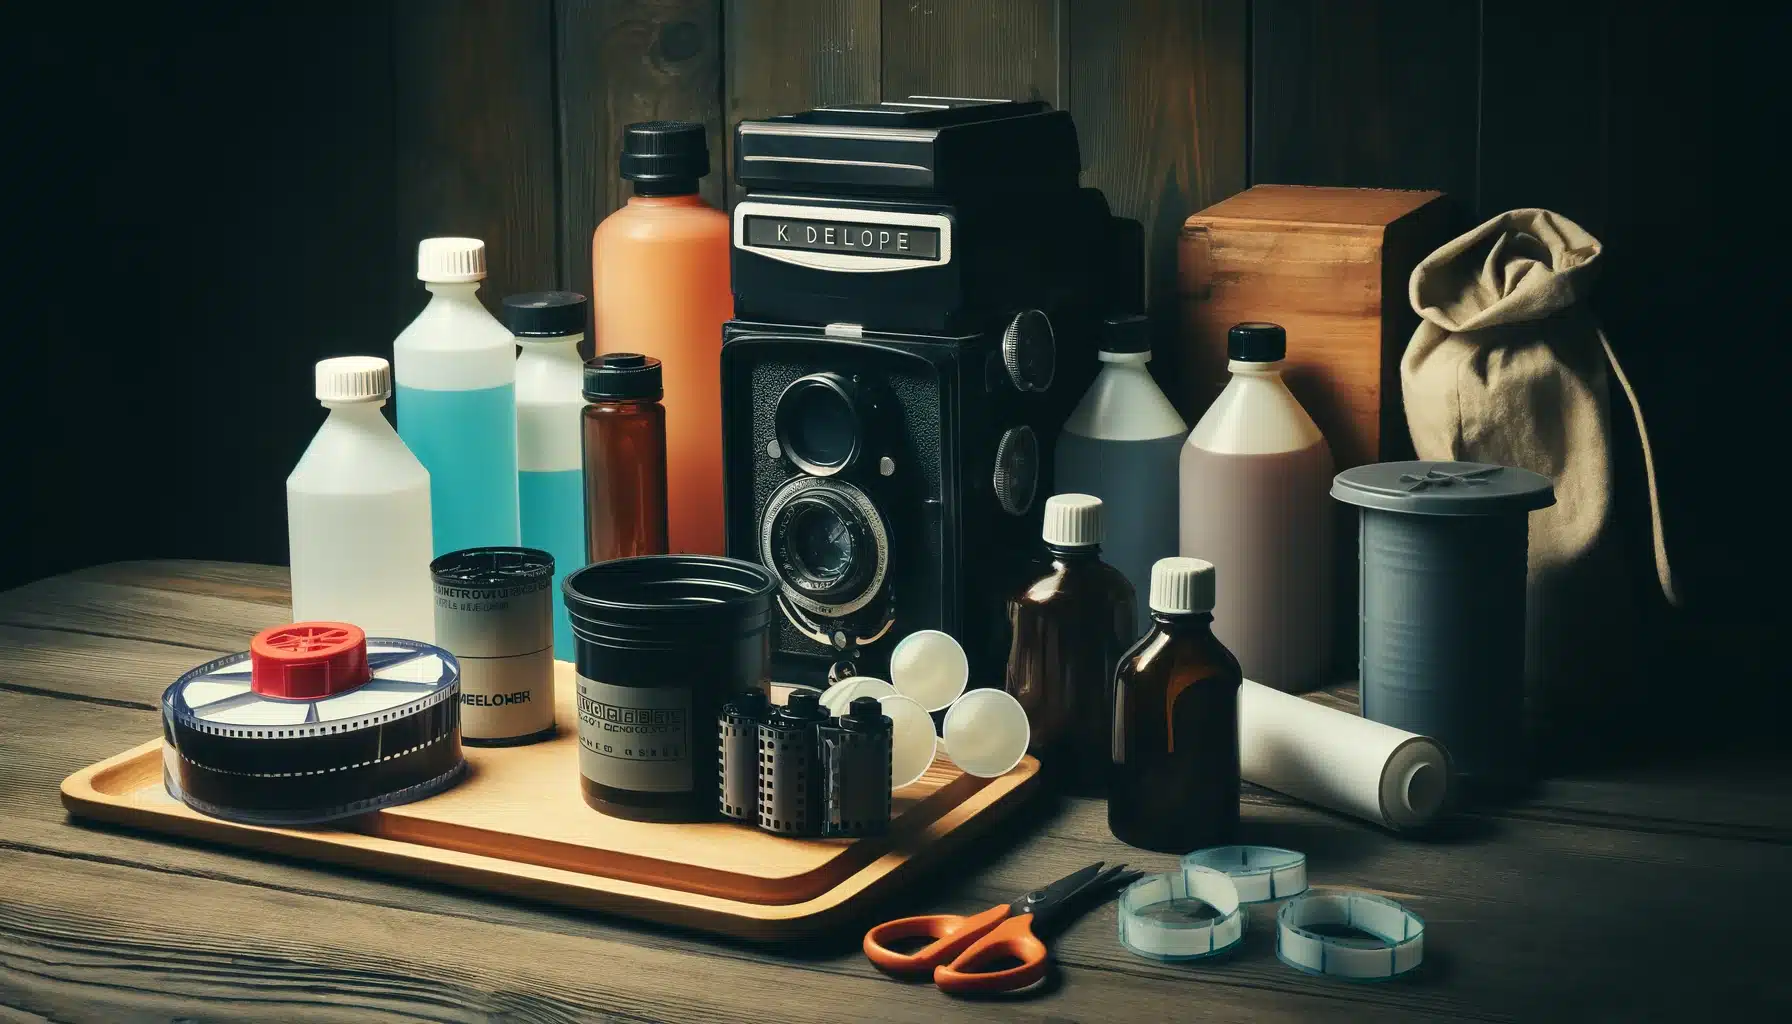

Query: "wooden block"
(1177, 184), (1457, 469)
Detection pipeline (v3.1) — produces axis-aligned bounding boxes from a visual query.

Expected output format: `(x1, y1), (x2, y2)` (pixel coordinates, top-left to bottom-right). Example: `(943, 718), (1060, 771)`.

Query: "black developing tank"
(563, 556), (777, 822)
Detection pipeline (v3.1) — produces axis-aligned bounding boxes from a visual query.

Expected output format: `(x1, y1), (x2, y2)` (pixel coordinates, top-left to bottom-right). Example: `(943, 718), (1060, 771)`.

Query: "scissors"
(863, 862), (1142, 994)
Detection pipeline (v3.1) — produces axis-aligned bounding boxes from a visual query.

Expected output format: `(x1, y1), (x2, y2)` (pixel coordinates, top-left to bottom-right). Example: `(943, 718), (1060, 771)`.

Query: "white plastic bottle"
(1054, 315), (1188, 638)
(287, 357), (436, 641)
(394, 237), (521, 556)
(503, 290), (589, 661)
(1180, 322), (1333, 692)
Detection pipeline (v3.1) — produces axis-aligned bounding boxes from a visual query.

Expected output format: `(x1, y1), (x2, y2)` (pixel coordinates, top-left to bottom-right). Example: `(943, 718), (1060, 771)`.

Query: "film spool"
(431, 547), (556, 746)
(160, 622), (464, 826)
(820, 697), (892, 838)
(1277, 891), (1425, 981)
(717, 690), (769, 821)
(1116, 867), (1245, 962)
(1181, 846), (1309, 904)
(758, 691), (827, 836)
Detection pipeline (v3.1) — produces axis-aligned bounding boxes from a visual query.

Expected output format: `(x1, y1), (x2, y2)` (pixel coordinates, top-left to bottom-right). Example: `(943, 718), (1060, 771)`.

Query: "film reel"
(160, 622), (466, 826)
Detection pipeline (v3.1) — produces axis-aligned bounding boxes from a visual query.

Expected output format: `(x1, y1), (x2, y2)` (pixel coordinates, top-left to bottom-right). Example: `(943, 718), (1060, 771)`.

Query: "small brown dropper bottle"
(1109, 556), (1242, 853)
(581, 353), (669, 562)
(1004, 493), (1137, 796)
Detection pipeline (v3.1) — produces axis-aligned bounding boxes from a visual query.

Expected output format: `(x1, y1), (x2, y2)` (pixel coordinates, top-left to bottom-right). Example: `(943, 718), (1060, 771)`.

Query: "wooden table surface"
(1, 561), (1787, 1022)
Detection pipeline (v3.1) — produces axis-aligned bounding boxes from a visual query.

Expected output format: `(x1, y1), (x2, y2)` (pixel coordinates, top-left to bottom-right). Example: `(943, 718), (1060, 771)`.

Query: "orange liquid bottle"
(591, 121), (731, 556)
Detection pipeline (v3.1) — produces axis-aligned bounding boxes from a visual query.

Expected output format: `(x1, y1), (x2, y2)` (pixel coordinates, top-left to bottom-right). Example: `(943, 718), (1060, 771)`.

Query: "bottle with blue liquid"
(503, 290), (589, 661)
(394, 237), (520, 555)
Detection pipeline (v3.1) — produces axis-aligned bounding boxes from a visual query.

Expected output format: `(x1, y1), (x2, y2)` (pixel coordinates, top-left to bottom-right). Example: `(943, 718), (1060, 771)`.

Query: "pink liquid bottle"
(1179, 322), (1333, 693)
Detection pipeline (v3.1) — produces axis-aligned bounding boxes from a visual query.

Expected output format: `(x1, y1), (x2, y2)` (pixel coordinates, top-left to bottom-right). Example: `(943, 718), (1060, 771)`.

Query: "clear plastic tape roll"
(1116, 867), (1243, 962)
(1276, 891), (1425, 981)
(1181, 846), (1307, 904)
(1240, 679), (1452, 830)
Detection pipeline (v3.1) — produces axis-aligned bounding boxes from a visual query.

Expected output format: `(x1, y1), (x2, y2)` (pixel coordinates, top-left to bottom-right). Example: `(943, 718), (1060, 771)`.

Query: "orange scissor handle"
(864, 904), (1012, 975)
(932, 913), (1049, 995)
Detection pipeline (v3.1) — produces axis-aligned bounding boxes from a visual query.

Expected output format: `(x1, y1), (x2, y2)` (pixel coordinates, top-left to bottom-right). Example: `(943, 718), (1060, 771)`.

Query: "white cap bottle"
(393, 236), (521, 557)
(287, 357), (436, 641)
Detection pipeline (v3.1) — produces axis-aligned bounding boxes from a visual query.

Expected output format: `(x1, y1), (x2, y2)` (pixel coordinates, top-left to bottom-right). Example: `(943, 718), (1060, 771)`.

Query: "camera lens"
(788, 502), (853, 582)
(776, 374), (863, 476)
(761, 477), (890, 619)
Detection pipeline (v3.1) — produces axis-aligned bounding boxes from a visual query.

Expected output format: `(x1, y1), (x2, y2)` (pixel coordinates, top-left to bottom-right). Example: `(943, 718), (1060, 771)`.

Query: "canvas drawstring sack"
(1402, 209), (1676, 738)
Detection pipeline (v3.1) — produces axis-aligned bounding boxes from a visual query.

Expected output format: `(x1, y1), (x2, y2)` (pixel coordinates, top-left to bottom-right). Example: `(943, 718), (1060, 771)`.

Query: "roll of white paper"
(1240, 680), (1451, 830)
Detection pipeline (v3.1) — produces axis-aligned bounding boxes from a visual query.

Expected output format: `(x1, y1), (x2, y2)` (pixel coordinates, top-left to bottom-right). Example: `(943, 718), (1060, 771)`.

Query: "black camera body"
(722, 98), (1136, 685)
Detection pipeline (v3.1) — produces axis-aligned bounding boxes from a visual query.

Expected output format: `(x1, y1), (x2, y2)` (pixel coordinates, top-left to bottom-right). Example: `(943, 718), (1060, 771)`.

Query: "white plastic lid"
(888, 630), (969, 712)
(1042, 493), (1102, 547)
(878, 694), (938, 790)
(315, 356), (392, 403)
(939, 688), (1030, 778)
(417, 237), (487, 283)
(1150, 556), (1215, 614)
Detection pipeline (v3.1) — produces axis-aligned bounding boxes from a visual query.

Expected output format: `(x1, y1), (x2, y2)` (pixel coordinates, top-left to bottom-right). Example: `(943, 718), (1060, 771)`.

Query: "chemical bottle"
(582, 353), (669, 562)
(287, 357), (435, 641)
(1003, 494), (1137, 795)
(1109, 557), (1242, 853)
(590, 121), (730, 557)
(1179, 322), (1333, 693)
(1055, 314), (1188, 638)
(504, 291), (588, 661)
(394, 237), (521, 556)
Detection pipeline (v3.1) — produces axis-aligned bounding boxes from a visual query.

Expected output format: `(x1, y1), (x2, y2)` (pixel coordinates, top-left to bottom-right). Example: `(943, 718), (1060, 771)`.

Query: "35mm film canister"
(431, 547), (557, 746)
(718, 690), (769, 822)
(759, 690), (827, 836)
(820, 696), (892, 839)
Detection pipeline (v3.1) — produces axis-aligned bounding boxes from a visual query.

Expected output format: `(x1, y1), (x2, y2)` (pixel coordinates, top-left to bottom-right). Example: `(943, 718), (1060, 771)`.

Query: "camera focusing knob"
(1001, 309), (1057, 392)
(992, 425), (1040, 516)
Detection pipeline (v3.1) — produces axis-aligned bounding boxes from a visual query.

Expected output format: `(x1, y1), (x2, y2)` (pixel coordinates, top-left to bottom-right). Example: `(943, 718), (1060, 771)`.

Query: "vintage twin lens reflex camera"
(722, 97), (1138, 686)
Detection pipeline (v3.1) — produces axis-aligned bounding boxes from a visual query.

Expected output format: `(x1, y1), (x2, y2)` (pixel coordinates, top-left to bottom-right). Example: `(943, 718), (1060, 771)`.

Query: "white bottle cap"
(1042, 493), (1103, 547)
(1150, 556), (1215, 614)
(315, 356), (392, 403)
(417, 237), (487, 283)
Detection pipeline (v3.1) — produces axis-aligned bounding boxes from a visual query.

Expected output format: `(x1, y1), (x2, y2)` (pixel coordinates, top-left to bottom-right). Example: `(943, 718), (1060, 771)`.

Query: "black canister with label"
(564, 555), (776, 822)
(821, 696), (893, 839)
(717, 690), (769, 822)
(431, 547), (556, 746)
(758, 690), (828, 836)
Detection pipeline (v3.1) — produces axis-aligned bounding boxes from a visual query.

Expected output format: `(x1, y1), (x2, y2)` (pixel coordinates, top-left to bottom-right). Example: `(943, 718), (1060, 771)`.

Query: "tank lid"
(1331, 461), (1555, 516)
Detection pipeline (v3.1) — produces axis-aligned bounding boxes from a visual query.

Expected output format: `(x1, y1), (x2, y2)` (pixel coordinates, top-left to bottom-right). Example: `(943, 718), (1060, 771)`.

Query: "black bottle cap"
(582, 353), (663, 402)
(620, 121), (709, 192)
(1101, 314), (1151, 354)
(775, 689), (828, 725)
(840, 696), (893, 733)
(1228, 322), (1287, 362)
(502, 291), (588, 338)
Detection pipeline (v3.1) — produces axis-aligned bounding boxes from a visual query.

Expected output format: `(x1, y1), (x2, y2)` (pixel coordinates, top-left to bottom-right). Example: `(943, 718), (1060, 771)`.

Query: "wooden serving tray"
(61, 665), (1040, 940)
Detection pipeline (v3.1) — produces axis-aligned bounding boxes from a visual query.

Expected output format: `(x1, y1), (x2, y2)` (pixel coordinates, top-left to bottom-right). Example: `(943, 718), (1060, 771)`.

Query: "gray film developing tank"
(563, 555), (778, 822)
(431, 547), (557, 745)
(1331, 462), (1553, 792)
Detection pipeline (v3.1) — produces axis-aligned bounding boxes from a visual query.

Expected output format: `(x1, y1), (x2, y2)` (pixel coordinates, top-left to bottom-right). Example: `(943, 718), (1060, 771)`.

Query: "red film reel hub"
(249, 621), (372, 699)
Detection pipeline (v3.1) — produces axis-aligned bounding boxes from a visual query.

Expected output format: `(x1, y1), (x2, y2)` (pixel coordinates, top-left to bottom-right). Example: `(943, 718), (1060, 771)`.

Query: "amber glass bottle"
(581, 353), (669, 562)
(1005, 494), (1138, 795)
(591, 121), (730, 556)
(1109, 556), (1242, 853)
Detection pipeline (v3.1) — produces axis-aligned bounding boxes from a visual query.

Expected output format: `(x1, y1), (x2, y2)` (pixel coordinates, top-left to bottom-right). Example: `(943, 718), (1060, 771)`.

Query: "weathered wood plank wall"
(12, 1), (1772, 714)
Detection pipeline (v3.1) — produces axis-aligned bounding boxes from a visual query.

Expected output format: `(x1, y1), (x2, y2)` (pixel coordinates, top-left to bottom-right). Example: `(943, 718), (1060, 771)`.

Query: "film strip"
(160, 626), (465, 826)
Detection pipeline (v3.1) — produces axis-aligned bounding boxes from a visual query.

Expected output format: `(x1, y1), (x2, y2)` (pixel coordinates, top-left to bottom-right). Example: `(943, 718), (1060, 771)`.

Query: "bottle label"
(576, 676), (692, 793)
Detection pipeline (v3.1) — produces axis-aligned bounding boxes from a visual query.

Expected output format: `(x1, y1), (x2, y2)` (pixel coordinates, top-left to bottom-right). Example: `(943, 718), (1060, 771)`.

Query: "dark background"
(7, 2), (1782, 718)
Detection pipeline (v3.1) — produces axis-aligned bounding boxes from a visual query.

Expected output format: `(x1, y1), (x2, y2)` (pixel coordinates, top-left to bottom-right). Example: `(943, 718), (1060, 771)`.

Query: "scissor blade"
(1012, 862), (1106, 916)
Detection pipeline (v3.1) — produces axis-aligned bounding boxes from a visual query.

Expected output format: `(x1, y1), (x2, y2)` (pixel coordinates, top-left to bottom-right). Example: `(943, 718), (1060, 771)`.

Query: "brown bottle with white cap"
(1109, 556), (1243, 853)
(1003, 494), (1137, 796)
